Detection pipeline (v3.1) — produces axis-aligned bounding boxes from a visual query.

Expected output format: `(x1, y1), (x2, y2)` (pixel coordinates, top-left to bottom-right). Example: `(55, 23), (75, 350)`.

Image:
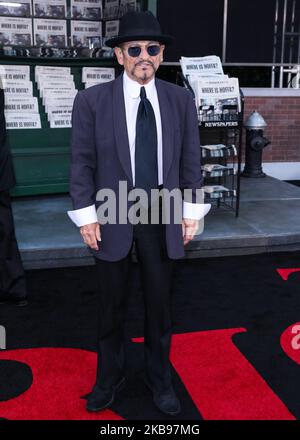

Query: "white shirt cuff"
(67, 204), (98, 227)
(183, 201), (211, 220)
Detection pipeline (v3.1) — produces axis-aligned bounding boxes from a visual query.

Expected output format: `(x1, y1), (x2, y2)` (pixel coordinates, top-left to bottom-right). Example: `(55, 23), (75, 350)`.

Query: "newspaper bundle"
(200, 143), (237, 158)
(201, 164), (236, 177)
(0, 65), (41, 129)
(82, 67), (115, 88)
(0, 0), (32, 17)
(119, 0), (136, 16)
(71, 19), (102, 47)
(202, 185), (236, 198)
(33, 18), (67, 47)
(105, 20), (119, 38)
(33, 0), (67, 19)
(71, 0), (102, 20)
(180, 55), (224, 78)
(103, 0), (119, 19)
(180, 55), (241, 120)
(35, 65), (77, 128)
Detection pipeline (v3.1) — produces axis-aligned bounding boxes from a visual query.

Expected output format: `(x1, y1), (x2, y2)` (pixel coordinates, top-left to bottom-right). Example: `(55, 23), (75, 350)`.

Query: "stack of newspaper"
(201, 163), (236, 177)
(35, 65), (77, 128)
(82, 67), (115, 89)
(202, 185), (236, 199)
(180, 55), (241, 119)
(200, 143), (237, 158)
(0, 65), (41, 129)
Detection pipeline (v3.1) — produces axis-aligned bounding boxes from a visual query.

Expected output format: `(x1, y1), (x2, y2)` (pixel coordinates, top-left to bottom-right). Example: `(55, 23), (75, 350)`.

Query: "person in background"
(0, 84), (28, 307)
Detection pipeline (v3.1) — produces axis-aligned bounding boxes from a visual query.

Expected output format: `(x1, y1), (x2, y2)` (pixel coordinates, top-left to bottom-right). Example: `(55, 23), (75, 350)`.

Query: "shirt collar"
(123, 70), (156, 99)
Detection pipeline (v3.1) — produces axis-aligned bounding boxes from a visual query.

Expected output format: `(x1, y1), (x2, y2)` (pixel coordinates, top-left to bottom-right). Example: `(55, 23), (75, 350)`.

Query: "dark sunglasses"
(125, 45), (161, 58)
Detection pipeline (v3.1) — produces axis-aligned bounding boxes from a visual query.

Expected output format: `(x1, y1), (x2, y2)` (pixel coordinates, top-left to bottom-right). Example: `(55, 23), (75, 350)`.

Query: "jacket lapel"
(112, 73), (133, 187)
(155, 78), (174, 184)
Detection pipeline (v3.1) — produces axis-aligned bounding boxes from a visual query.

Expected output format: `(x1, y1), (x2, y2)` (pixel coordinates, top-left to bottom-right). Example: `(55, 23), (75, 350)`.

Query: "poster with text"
(0, 0), (31, 18)
(71, 20), (101, 47)
(71, 0), (102, 20)
(33, 0), (67, 19)
(33, 18), (67, 47)
(0, 17), (32, 46)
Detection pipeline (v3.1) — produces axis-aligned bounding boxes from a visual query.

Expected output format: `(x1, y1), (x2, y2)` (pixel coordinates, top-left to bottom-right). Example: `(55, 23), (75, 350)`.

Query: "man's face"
(114, 40), (165, 84)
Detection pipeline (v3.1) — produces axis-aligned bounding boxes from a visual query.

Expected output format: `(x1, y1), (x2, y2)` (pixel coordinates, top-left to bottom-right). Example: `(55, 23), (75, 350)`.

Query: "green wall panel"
(1, 58), (118, 196)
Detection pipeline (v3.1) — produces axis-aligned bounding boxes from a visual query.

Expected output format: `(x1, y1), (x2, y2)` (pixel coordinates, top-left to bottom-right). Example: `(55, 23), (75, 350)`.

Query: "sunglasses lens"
(128, 46), (141, 57)
(147, 45), (160, 56)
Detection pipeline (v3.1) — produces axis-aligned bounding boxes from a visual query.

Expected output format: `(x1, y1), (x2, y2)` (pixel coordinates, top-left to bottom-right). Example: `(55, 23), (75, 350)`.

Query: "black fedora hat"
(105, 10), (174, 48)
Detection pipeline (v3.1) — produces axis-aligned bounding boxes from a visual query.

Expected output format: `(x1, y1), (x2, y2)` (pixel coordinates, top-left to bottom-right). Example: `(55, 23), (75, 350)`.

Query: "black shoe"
(0, 297), (28, 307)
(143, 374), (181, 416)
(153, 387), (181, 416)
(86, 376), (125, 412)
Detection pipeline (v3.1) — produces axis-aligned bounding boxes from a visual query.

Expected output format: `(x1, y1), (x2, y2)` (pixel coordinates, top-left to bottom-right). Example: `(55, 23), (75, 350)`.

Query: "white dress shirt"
(68, 71), (211, 227)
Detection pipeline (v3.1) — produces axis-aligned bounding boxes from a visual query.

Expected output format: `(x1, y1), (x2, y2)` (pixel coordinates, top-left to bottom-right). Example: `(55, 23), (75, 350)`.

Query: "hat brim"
(105, 34), (174, 48)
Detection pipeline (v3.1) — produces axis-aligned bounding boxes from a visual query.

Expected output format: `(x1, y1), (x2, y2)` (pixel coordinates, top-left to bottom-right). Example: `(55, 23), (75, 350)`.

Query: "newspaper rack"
(179, 72), (245, 217)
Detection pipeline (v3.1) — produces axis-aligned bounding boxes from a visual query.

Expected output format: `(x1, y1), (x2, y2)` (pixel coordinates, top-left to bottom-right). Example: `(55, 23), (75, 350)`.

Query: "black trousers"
(0, 190), (27, 299)
(94, 198), (175, 392)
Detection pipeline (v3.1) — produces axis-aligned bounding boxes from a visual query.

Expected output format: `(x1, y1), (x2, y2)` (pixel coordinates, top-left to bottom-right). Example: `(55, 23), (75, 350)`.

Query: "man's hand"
(80, 222), (101, 250)
(182, 218), (199, 245)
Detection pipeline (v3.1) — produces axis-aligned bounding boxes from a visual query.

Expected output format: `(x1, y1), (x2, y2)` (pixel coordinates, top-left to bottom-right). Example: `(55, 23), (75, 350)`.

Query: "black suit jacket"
(0, 88), (16, 192)
(70, 73), (203, 261)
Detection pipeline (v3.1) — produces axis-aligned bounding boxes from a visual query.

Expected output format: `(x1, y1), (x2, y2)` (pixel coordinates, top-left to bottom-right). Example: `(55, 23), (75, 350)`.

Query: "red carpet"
(1, 251), (300, 419)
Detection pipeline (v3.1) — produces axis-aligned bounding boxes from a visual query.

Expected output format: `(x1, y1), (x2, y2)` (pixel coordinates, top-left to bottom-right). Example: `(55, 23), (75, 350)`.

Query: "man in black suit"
(68, 11), (210, 416)
(0, 87), (28, 307)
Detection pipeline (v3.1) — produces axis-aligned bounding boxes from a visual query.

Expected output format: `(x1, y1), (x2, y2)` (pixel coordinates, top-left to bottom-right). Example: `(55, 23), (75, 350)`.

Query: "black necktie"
(134, 86), (158, 202)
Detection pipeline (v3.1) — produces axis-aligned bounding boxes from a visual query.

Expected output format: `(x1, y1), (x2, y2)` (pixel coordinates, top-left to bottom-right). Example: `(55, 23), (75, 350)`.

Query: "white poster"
(105, 19), (119, 37)
(0, 0), (31, 17)
(103, 0), (118, 19)
(33, 0), (67, 19)
(4, 97), (39, 113)
(6, 113), (41, 129)
(33, 18), (67, 47)
(71, 0), (102, 20)
(71, 20), (102, 47)
(0, 17), (32, 46)
(0, 65), (30, 81)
